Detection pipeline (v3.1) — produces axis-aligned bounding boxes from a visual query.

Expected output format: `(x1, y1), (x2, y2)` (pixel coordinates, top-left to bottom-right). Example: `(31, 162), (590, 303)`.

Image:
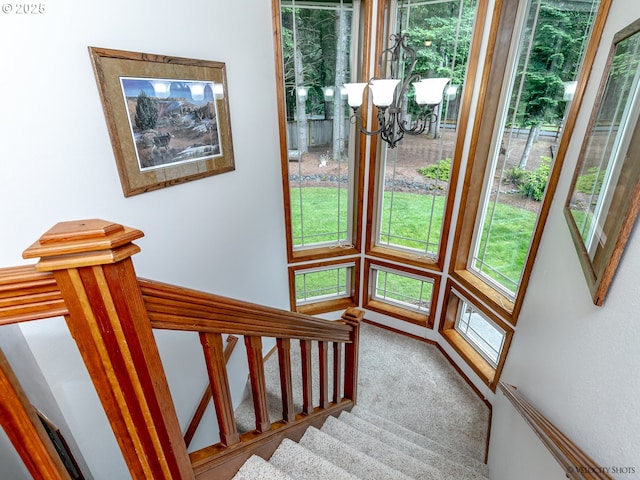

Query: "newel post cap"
(23, 219), (144, 271)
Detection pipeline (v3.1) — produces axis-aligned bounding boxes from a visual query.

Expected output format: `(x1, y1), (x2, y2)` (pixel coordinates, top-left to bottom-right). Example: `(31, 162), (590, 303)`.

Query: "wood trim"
(0, 265), (67, 325)
(365, 0), (491, 273)
(0, 347), (71, 479)
(499, 383), (613, 479)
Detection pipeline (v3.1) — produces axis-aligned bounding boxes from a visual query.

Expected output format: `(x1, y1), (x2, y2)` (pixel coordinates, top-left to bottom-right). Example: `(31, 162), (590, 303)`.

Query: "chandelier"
(344, 33), (450, 149)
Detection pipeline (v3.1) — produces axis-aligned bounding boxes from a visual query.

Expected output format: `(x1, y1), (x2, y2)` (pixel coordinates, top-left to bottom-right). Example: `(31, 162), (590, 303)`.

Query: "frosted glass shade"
(413, 78), (450, 105)
(369, 79), (401, 107)
(343, 82), (368, 107)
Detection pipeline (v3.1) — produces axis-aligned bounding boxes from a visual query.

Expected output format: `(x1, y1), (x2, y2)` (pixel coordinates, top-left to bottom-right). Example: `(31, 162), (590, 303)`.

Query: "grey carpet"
(232, 321), (490, 479)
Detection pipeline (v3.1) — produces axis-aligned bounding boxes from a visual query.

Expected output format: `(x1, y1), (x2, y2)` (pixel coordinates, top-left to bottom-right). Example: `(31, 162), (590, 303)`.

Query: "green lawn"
(291, 187), (537, 295)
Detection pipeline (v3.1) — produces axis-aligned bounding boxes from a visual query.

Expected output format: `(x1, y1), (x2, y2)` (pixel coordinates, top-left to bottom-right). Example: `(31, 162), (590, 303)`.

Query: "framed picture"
(89, 47), (235, 197)
(564, 18), (640, 305)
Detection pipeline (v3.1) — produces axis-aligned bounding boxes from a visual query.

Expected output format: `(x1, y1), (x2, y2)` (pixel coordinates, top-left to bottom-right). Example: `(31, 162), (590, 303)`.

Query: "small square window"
(454, 299), (505, 368)
(372, 268), (433, 314)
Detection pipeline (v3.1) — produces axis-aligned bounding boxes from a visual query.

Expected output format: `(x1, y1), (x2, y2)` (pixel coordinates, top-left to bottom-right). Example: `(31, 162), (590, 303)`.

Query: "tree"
(134, 91), (158, 131)
(513, 1), (594, 167)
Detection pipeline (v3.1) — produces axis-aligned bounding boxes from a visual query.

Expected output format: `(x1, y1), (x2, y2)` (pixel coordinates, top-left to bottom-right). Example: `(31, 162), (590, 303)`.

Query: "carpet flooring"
(232, 321), (491, 478)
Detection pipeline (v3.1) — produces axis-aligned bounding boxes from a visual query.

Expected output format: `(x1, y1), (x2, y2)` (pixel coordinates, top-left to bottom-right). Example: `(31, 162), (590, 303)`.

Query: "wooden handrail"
(0, 219), (363, 480)
(184, 335), (239, 448)
(0, 265), (67, 325)
(139, 278), (353, 342)
(499, 382), (613, 480)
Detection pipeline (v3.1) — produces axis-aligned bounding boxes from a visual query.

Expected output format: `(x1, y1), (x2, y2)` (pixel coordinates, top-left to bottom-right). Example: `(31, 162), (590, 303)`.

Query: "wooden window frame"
(288, 257), (361, 315)
(363, 258), (440, 328)
(449, 0), (613, 325)
(272, 0), (367, 265)
(364, 0), (490, 274)
(439, 280), (513, 392)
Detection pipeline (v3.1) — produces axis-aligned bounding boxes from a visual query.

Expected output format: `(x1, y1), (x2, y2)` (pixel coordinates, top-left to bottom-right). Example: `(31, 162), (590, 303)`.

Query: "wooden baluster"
(245, 336), (271, 433)
(199, 333), (240, 446)
(300, 340), (313, 414)
(332, 342), (343, 404)
(318, 341), (329, 409)
(184, 335), (238, 448)
(276, 338), (296, 422)
(342, 308), (363, 403)
(23, 219), (194, 480)
(0, 347), (71, 479)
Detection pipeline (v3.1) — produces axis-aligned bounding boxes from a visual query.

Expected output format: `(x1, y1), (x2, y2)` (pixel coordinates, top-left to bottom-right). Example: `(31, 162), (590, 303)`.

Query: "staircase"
(233, 406), (489, 479)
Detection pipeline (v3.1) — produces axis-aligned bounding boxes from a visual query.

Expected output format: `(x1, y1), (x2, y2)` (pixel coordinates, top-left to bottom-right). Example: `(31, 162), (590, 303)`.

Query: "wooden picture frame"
(89, 47), (235, 197)
(35, 409), (84, 479)
(564, 18), (640, 305)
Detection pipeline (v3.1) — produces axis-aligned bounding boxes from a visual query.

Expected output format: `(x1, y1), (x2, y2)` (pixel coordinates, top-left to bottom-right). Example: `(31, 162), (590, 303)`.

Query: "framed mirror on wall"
(565, 17), (640, 306)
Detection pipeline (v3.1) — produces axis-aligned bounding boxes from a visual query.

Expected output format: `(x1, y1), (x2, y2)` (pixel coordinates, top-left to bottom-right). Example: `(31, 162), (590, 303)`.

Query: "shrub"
(503, 166), (527, 186)
(135, 91), (158, 131)
(520, 156), (551, 201)
(575, 166), (605, 194)
(418, 158), (452, 182)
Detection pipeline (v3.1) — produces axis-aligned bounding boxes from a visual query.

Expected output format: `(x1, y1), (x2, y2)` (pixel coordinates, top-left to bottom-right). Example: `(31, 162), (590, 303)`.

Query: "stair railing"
(499, 382), (613, 480)
(0, 219), (362, 480)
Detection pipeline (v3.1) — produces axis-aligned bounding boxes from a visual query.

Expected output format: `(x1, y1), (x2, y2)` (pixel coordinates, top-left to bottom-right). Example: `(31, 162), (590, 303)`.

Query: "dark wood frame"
(564, 17), (640, 306)
(89, 47), (235, 197)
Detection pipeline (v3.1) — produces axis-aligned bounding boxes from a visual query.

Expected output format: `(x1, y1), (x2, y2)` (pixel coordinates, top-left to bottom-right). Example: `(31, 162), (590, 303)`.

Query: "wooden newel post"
(23, 219), (195, 480)
(341, 307), (363, 403)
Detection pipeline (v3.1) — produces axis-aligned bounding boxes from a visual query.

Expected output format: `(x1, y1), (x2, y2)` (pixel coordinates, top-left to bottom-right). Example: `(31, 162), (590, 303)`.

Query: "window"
(451, 0), (606, 322)
(364, 259), (439, 327)
(368, 0), (482, 270)
(277, 0), (362, 261)
(289, 259), (360, 315)
(455, 298), (505, 368)
(274, 0), (611, 390)
(439, 283), (513, 389)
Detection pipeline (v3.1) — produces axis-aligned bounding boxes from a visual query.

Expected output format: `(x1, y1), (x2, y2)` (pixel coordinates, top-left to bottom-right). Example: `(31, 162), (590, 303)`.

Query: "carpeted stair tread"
(351, 405), (489, 475)
(320, 414), (445, 479)
(268, 437), (360, 480)
(231, 454), (294, 480)
(339, 410), (489, 479)
(299, 425), (414, 480)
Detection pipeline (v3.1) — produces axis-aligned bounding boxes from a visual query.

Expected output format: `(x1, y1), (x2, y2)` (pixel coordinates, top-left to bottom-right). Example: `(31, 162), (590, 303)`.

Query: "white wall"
(489, 0), (640, 478)
(0, 0), (287, 477)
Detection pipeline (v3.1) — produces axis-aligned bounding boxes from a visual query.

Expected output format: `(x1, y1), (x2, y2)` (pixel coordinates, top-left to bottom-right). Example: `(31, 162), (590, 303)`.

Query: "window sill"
(440, 328), (496, 390)
(450, 269), (516, 324)
(365, 299), (431, 328)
